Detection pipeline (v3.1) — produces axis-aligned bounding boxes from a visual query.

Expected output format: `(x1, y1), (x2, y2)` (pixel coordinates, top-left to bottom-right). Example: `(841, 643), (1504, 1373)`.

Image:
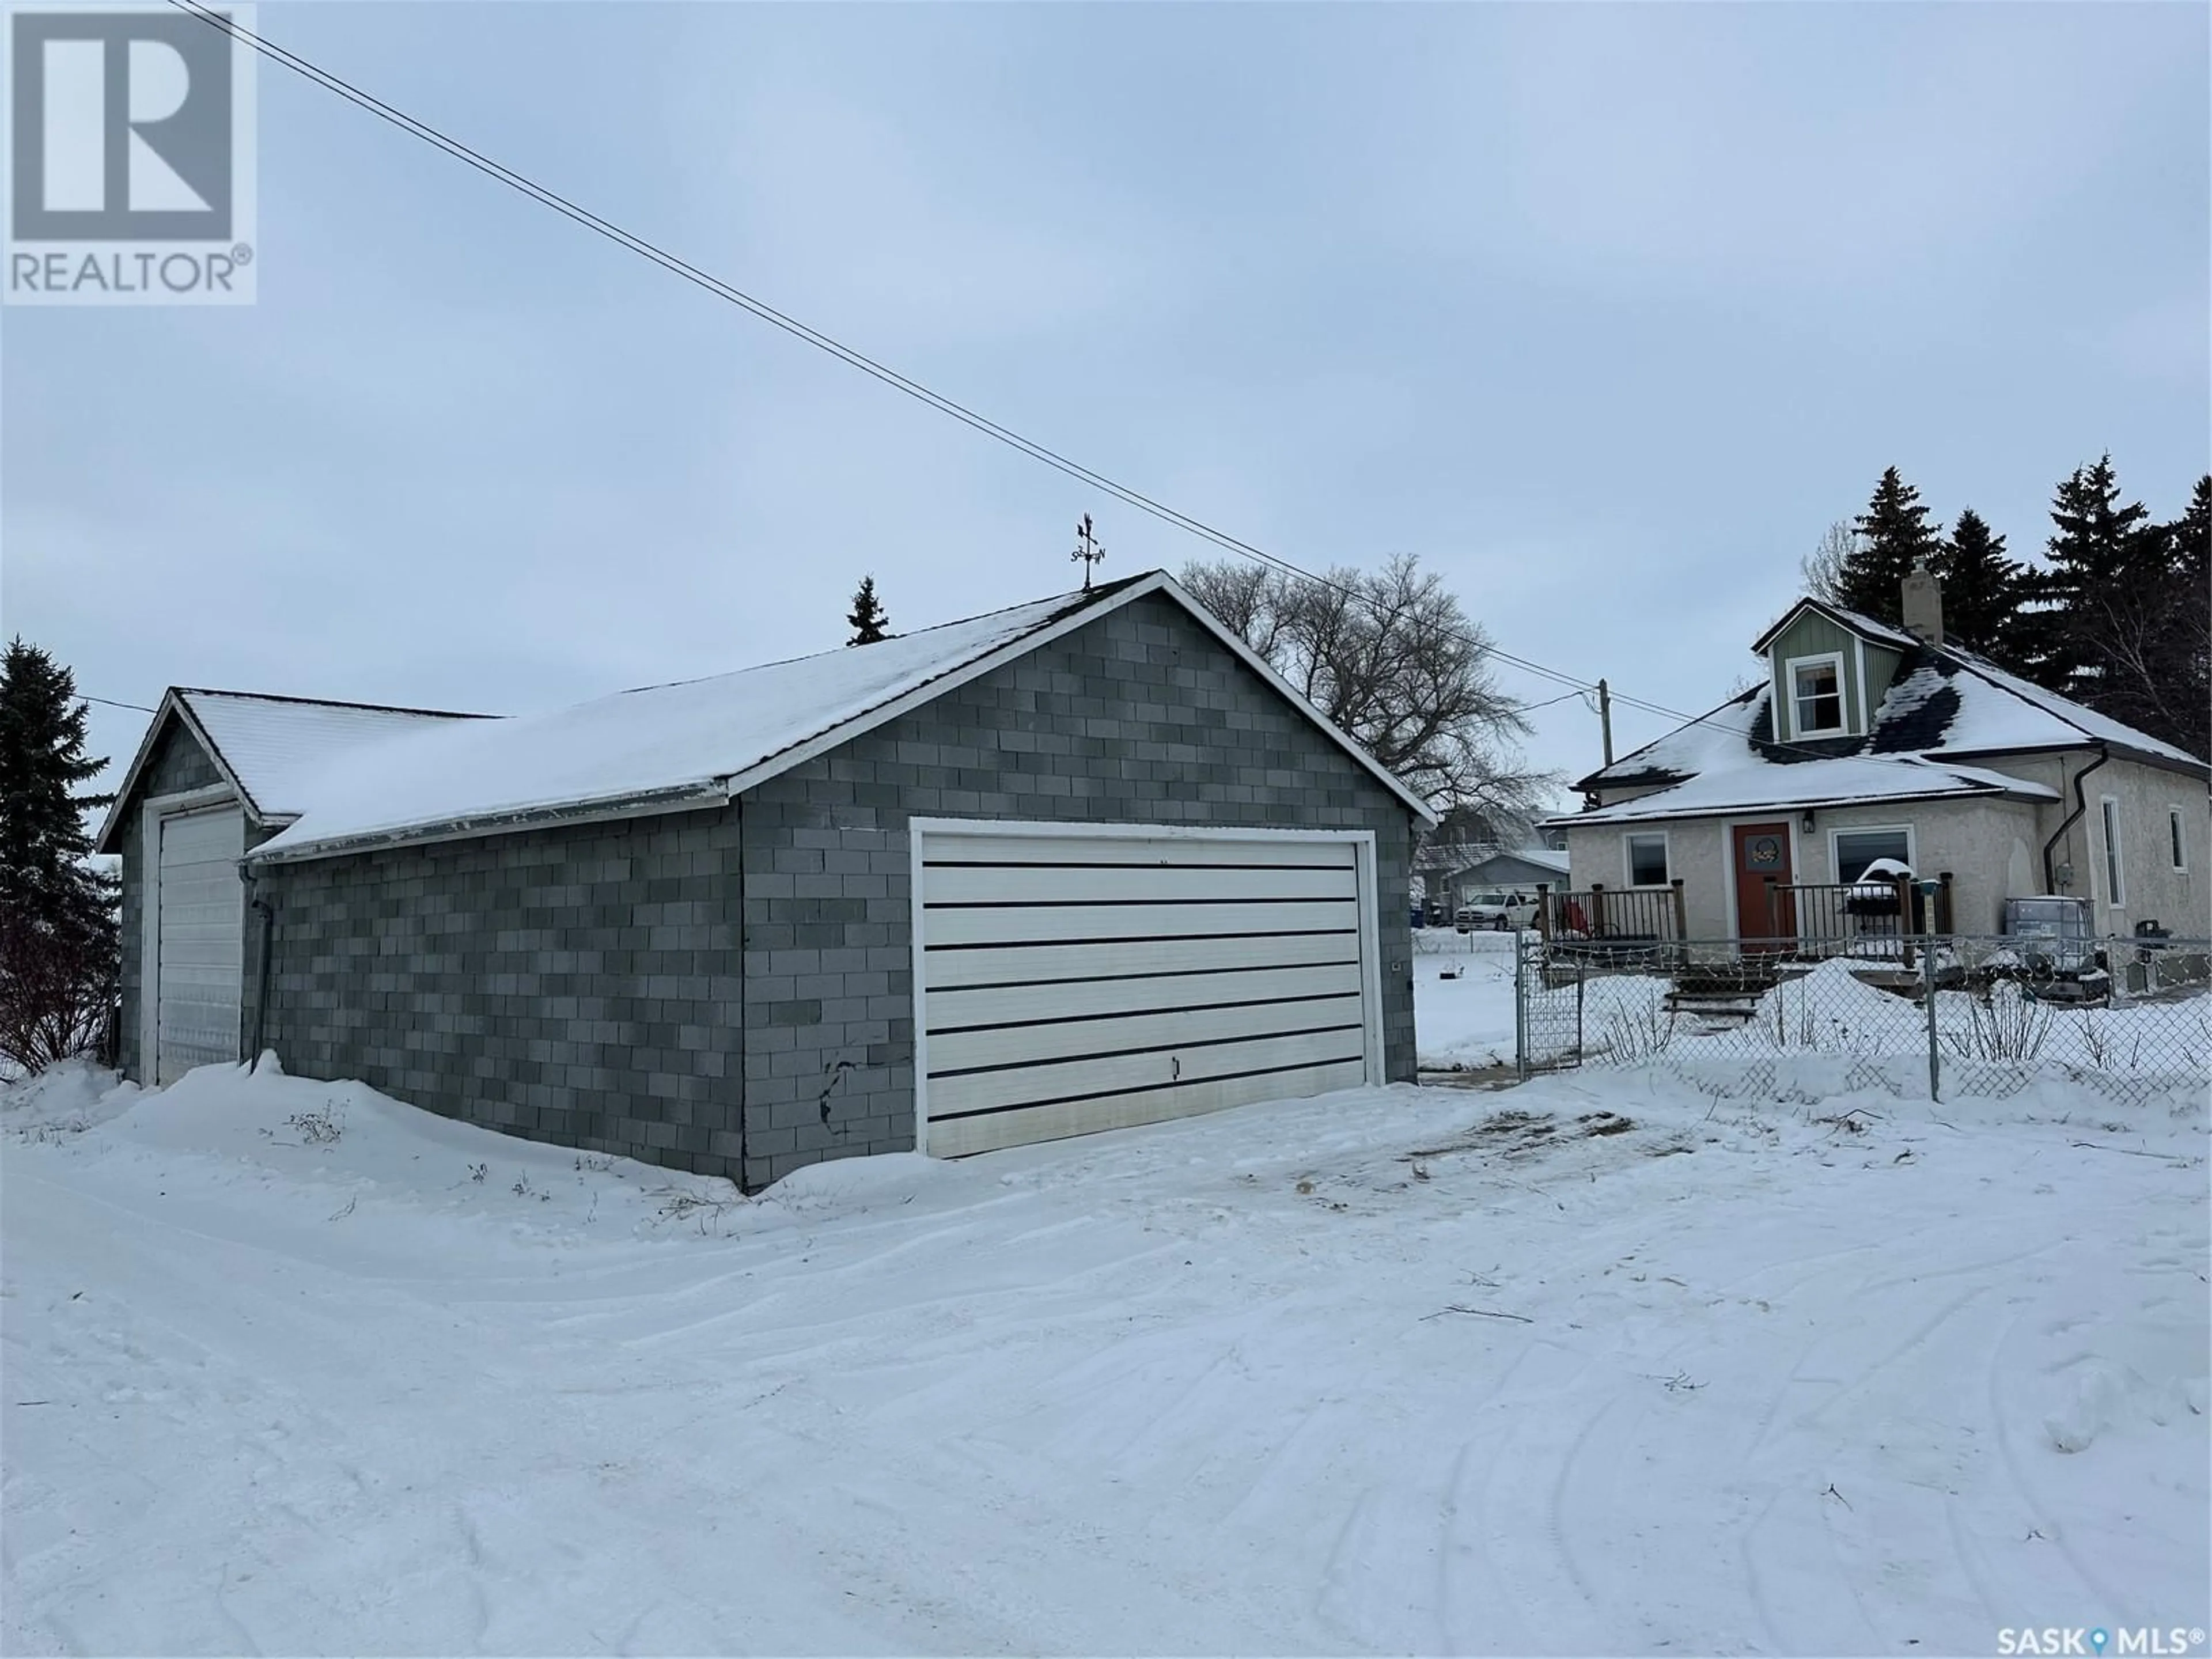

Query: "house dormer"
(1749, 594), (1921, 745)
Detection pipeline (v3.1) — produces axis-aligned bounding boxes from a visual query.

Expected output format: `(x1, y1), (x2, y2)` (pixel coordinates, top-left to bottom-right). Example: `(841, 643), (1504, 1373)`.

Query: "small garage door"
(156, 805), (245, 1084)
(916, 825), (1378, 1157)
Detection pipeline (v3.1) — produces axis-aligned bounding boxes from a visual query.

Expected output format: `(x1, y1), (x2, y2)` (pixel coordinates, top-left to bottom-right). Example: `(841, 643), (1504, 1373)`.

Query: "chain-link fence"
(1515, 933), (2212, 1108)
(1414, 925), (1517, 957)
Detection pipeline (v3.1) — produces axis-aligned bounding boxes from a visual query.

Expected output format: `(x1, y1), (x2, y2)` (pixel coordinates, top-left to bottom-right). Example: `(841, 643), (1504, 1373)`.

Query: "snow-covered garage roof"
(1450, 846), (1570, 880)
(247, 571), (1436, 865)
(93, 688), (492, 852)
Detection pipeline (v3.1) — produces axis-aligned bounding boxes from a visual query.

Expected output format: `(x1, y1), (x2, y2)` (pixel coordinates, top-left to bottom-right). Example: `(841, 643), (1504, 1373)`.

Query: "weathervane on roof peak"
(1071, 513), (1106, 590)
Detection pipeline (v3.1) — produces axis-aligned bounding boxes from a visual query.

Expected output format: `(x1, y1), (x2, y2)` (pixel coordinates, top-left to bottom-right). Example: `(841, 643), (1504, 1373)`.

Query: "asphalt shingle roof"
(1555, 611), (2204, 830)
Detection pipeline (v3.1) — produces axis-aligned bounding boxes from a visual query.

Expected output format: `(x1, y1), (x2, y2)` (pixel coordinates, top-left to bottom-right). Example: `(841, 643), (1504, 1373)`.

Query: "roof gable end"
(93, 687), (494, 854)
(1749, 595), (1919, 657)
(92, 691), (257, 853)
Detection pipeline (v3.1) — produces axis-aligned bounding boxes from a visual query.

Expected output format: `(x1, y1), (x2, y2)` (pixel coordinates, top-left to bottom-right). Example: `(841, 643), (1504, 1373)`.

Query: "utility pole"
(1598, 678), (1614, 768)
(1071, 513), (1106, 590)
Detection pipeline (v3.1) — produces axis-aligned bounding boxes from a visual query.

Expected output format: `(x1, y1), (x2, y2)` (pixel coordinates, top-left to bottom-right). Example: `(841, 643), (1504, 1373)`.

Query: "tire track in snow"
(1942, 1491), (2006, 1627)
(1984, 1306), (2133, 1620)
(1800, 1282), (1993, 1430)
(1543, 1389), (1621, 1635)
(1814, 1486), (1886, 1652)
(1737, 1487), (1790, 1653)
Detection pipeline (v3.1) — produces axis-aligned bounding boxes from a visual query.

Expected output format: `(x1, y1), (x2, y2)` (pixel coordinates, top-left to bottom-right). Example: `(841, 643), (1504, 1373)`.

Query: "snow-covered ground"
(5, 1056), (2205, 1655)
(1415, 927), (1520, 1070)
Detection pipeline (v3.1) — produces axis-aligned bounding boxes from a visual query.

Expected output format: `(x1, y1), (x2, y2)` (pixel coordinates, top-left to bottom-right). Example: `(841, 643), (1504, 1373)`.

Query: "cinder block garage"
(107, 573), (1433, 1189)
(94, 689), (488, 1083)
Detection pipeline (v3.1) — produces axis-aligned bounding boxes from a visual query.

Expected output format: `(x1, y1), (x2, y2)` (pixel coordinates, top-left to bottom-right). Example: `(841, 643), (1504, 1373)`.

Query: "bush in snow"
(1599, 991), (1681, 1063)
(1947, 980), (2055, 1065)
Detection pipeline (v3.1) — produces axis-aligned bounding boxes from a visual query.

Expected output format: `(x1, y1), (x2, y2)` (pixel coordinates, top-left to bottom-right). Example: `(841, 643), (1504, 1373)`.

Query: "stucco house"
(1545, 573), (2209, 948)
(97, 572), (1433, 1190)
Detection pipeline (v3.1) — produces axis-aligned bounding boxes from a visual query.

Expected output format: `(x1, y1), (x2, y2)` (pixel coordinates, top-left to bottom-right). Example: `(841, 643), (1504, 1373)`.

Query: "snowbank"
(3, 1057), (2204, 1656)
(0, 1056), (141, 1139)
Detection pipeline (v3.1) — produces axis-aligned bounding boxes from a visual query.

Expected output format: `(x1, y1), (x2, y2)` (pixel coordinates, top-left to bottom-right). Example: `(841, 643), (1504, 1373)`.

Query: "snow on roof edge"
(1748, 595), (1919, 654)
(177, 685), (497, 722)
(1933, 649), (2209, 774)
(1541, 757), (2059, 830)
(251, 572), (1437, 865)
(93, 688), (491, 851)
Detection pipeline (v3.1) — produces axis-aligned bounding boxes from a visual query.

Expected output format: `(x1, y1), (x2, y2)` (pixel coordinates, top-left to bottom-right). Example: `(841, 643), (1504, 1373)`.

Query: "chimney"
(1902, 563), (1944, 647)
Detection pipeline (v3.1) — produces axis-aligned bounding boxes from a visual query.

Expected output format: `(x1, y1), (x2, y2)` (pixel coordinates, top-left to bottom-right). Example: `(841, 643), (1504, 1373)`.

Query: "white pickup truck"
(1455, 891), (1538, 932)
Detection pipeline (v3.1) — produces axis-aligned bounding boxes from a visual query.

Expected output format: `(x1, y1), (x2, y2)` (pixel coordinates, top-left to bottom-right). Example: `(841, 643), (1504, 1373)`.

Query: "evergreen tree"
(2016, 454), (2156, 699)
(2123, 475), (2211, 758)
(1934, 507), (2026, 665)
(845, 575), (891, 646)
(1836, 468), (1945, 626)
(0, 639), (120, 1070)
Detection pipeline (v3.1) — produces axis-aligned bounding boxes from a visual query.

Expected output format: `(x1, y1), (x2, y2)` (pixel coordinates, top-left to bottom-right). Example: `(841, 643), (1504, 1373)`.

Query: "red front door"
(1732, 823), (1795, 950)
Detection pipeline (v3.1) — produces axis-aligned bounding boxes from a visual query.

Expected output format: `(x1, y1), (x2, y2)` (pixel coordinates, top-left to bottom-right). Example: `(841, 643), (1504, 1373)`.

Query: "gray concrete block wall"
(113, 716), (230, 1082)
(224, 589), (1417, 1192)
(256, 808), (748, 1180)
(737, 590), (1420, 1190)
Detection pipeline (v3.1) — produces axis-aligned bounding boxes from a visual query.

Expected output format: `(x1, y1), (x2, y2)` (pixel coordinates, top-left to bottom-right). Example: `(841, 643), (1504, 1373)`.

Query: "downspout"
(240, 861), (276, 1073)
(2042, 744), (2110, 896)
(733, 797), (748, 1191)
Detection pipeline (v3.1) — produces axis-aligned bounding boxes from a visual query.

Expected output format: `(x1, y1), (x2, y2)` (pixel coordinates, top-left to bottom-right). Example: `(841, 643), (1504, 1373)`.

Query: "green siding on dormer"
(1861, 641), (1904, 716)
(1767, 610), (1873, 741)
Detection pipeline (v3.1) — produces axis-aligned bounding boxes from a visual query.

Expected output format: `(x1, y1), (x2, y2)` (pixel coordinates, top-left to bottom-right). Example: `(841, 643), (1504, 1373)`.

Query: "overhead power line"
(84, 694), (157, 714)
(164, 0), (1965, 785)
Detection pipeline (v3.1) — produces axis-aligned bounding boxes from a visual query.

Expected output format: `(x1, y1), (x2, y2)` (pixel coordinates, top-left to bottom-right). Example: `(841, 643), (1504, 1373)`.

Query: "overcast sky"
(6, 2), (2207, 817)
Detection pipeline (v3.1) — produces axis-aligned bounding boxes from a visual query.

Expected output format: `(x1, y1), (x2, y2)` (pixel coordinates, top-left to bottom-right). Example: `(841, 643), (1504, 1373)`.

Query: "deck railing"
(1766, 873), (1954, 956)
(1525, 876), (1957, 959)
(1533, 880), (1687, 944)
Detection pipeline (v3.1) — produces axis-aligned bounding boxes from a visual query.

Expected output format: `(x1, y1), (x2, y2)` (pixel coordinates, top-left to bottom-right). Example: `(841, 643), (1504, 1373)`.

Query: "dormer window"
(1789, 653), (1846, 736)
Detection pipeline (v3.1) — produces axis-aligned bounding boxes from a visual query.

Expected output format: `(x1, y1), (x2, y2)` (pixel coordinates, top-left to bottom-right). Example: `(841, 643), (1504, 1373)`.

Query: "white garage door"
(156, 805), (245, 1084)
(916, 825), (1379, 1158)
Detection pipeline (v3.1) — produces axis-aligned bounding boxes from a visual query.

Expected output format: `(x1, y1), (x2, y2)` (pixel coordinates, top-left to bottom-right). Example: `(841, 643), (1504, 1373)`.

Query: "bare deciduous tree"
(1800, 519), (1858, 604)
(1179, 554), (1544, 820)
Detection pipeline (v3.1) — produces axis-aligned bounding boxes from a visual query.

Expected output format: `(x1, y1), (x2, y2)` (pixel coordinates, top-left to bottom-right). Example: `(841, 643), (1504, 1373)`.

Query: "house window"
(1833, 827), (1912, 885)
(2171, 806), (2188, 873)
(2100, 797), (2125, 907)
(1790, 654), (1846, 736)
(1625, 832), (1669, 887)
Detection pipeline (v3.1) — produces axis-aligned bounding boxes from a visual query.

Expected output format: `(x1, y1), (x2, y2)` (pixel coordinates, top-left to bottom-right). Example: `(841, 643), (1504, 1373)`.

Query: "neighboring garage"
(96, 690), (493, 1083)
(111, 571), (1431, 1190)
(1449, 846), (1570, 910)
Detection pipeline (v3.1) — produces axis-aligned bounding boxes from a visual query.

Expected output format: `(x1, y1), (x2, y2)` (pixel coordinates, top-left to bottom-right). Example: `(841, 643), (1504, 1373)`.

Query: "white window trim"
(1784, 650), (1850, 738)
(1829, 823), (1917, 885)
(1622, 830), (1671, 889)
(2099, 795), (2126, 909)
(2168, 804), (2188, 873)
